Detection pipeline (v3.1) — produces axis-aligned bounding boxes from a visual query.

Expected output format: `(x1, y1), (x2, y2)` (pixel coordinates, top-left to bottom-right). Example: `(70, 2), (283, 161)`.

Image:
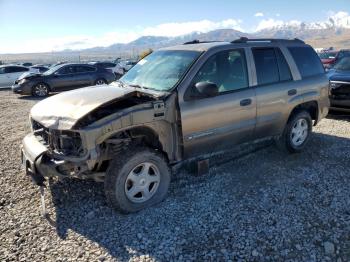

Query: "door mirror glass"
(194, 82), (219, 97)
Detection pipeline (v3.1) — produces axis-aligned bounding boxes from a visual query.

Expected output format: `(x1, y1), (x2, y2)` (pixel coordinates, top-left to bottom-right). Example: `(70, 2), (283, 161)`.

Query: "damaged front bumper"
(21, 133), (80, 185)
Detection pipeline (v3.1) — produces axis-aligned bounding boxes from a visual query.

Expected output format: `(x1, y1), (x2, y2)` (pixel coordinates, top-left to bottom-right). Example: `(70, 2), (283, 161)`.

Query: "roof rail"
(231, 37), (305, 44)
(183, 40), (201, 45)
(183, 40), (224, 45)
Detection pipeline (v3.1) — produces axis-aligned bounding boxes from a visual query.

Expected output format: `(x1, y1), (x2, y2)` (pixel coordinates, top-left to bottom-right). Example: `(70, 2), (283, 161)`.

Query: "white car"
(0, 65), (39, 88)
(119, 60), (137, 72)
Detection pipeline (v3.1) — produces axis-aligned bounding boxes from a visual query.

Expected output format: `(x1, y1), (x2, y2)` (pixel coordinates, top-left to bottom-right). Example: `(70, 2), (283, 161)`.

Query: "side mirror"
(194, 82), (219, 97)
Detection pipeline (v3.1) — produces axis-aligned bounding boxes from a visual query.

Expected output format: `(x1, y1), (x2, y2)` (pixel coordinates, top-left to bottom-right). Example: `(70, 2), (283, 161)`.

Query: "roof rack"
(231, 37), (305, 44)
(183, 40), (224, 45)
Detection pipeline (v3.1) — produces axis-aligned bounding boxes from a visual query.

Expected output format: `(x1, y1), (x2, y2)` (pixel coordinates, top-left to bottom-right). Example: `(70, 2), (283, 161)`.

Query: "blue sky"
(0, 0), (349, 53)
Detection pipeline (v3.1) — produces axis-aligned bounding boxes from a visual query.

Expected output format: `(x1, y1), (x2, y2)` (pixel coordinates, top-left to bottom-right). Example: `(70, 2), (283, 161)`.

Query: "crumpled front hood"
(30, 84), (165, 130)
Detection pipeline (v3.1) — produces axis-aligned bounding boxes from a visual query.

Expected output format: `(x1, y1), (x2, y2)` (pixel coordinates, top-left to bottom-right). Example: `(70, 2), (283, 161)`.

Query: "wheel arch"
(288, 100), (319, 125)
(103, 126), (172, 163)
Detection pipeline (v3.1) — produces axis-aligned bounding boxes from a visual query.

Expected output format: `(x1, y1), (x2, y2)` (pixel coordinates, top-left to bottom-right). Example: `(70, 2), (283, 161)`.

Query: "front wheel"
(104, 147), (171, 213)
(276, 111), (312, 153)
(32, 83), (49, 97)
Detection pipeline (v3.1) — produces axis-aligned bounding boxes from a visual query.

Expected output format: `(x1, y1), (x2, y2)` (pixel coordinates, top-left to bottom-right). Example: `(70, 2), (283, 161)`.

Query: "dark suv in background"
(12, 63), (116, 97)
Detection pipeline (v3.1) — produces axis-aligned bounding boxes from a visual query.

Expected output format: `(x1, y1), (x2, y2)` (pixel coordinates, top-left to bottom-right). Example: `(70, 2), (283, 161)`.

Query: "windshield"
(120, 50), (201, 91)
(319, 52), (337, 59)
(334, 57), (350, 71)
(42, 64), (62, 75)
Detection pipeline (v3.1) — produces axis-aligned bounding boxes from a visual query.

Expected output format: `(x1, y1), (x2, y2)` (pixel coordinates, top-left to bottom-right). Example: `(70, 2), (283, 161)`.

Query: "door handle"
(240, 98), (252, 107)
(288, 89), (297, 96)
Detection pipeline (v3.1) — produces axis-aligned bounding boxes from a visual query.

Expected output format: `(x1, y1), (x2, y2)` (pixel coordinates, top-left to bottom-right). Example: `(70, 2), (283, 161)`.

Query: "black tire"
(276, 110), (312, 153)
(104, 147), (171, 213)
(32, 83), (49, 97)
(95, 78), (107, 85)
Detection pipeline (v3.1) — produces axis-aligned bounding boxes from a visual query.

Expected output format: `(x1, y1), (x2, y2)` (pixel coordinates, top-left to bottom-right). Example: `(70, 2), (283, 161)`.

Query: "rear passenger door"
(75, 65), (96, 87)
(252, 47), (299, 139)
(179, 49), (257, 157)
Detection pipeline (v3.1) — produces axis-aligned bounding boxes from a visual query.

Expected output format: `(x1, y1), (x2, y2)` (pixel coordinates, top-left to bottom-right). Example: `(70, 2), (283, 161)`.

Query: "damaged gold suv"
(22, 38), (330, 213)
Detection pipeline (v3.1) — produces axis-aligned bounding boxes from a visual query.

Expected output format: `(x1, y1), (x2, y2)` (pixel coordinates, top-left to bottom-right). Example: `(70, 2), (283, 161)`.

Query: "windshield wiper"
(129, 84), (153, 90)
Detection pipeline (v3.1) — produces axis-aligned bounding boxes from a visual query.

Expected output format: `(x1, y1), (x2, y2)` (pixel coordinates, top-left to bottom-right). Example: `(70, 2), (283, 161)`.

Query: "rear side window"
(288, 46), (324, 78)
(276, 48), (292, 81)
(102, 62), (116, 68)
(253, 48), (279, 85)
(76, 66), (96, 73)
(5, 66), (29, 73)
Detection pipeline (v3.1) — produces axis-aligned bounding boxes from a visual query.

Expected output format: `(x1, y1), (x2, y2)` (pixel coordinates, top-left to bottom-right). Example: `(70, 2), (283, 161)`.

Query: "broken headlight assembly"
(330, 82), (342, 89)
(50, 130), (85, 157)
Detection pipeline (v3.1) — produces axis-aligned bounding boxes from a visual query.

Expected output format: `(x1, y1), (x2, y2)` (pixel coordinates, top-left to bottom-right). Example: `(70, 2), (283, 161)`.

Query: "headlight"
(330, 82), (341, 89)
(19, 79), (27, 85)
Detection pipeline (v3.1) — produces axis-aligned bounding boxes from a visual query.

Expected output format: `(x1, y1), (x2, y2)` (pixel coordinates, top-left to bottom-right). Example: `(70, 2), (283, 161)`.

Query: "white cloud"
(276, 13), (281, 17)
(2, 11), (350, 53)
(1, 18), (243, 53)
(254, 12), (264, 17)
(142, 19), (243, 37)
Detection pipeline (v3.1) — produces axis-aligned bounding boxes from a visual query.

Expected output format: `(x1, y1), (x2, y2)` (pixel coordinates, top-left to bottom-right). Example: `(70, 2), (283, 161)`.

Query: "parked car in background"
(119, 60), (137, 73)
(320, 49), (350, 70)
(17, 66), (50, 81)
(88, 61), (124, 77)
(327, 57), (350, 111)
(319, 51), (338, 68)
(21, 38), (329, 213)
(19, 62), (33, 67)
(0, 65), (39, 88)
(31, 65), (49, 73)
(12, 63), (115, 97)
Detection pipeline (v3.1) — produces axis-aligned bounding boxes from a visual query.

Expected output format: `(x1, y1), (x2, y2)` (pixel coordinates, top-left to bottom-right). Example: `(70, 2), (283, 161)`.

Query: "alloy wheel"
(124, 162), (160, 203)
(34, 84), (48, 97)
(290, 118), (308, 146)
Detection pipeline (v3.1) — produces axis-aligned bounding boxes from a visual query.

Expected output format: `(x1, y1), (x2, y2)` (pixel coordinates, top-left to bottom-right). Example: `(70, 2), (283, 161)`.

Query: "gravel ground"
(1, 89), (350, 261)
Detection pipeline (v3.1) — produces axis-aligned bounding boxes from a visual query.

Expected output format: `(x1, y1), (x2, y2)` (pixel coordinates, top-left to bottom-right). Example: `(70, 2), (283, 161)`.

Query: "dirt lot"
(0, 90), (350, 261)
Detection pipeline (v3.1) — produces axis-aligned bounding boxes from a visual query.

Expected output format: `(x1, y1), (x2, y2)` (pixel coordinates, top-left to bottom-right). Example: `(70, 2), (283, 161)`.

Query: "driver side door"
(179, 49), (257, 158)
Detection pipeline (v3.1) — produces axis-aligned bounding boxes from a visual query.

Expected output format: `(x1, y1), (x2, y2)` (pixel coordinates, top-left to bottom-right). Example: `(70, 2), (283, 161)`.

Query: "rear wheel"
(104, 147), (171, 213)
(95, 78), (106, 85)
(276, 110), (312, 153)
(32, 83), (49, 97)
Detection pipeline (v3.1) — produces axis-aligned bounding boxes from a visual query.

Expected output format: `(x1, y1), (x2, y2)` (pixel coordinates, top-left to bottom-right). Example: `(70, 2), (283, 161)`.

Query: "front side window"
(57, 66), (76, 75)
(121, 50), (201, 91)
(288, 46), (324, 78)
(192, 49), (249, 93)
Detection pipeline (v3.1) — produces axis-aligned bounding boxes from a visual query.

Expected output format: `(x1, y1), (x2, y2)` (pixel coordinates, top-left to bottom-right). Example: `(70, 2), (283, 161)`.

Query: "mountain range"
(80, 25), (350, 55)
(1, 22), (349, 63)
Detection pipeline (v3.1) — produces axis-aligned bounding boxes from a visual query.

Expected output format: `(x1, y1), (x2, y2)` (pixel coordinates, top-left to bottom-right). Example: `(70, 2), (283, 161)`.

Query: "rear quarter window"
(288, 46), (324, 78)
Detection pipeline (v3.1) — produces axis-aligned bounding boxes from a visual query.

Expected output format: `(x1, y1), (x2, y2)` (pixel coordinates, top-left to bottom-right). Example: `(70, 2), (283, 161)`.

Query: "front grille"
(32, 120), (50, 146)
(331, 83), (350, 99)
(32, 119), (84, 157)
